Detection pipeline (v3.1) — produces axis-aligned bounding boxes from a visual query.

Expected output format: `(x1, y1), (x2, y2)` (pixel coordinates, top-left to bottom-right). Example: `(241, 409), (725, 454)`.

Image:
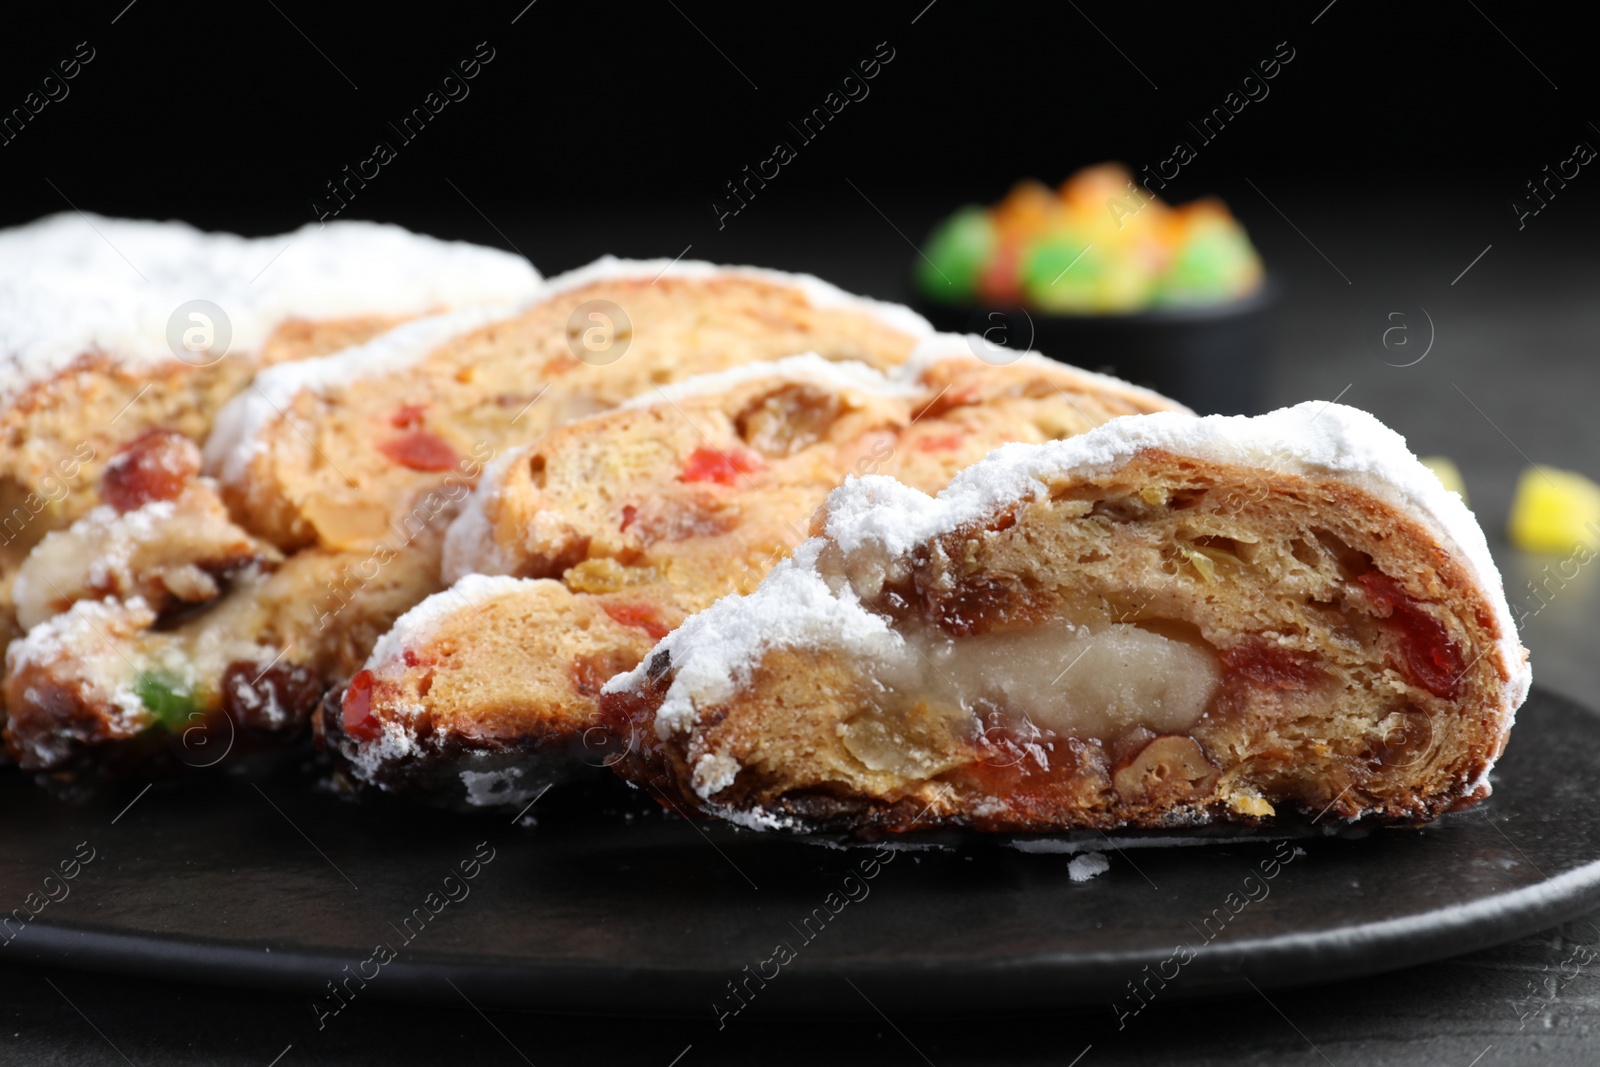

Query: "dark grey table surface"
(5, 190), (1600, 1065)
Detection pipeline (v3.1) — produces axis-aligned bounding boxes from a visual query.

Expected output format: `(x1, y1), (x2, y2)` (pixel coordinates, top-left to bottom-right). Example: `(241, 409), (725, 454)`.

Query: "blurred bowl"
(912, 280), (1279, 415)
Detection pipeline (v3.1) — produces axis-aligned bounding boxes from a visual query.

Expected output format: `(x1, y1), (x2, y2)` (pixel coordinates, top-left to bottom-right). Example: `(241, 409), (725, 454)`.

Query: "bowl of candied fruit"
(912, 164), (1276, 414)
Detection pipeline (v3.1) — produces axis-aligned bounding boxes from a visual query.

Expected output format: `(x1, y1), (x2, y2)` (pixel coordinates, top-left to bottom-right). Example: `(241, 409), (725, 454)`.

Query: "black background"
(2, 0), (1594, 272)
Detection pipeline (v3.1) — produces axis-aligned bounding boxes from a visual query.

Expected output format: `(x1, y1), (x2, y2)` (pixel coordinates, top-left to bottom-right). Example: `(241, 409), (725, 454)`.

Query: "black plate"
(2, 686), (1596, 1016)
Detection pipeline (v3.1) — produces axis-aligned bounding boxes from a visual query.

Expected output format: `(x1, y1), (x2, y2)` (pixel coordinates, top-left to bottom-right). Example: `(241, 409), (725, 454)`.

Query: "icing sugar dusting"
(0, 213), (540, 404)
(604, 540), (905, 742)
(440, 449), (521, 585)
(347, 573), (539, 784)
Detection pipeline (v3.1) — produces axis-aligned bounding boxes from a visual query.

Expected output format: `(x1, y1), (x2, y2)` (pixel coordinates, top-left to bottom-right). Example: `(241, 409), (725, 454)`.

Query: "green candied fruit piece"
(1155, 223), (1263, 307)
(135, 670), (197, 729)
(1022, 237), (1150, 313)
(1021, 235), (1100, 309)
(917, 207), (995, 303)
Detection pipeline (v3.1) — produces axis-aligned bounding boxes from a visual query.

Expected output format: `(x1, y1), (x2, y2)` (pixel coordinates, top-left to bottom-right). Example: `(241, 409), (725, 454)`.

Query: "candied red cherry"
(389, 403), (428, 429)
(603, 602), (670, 641)
(680, 447), (761, 487)
(341, 670), (380, 741)
(1358, 572), (1463, 700)
(102, 429), (200, 512)
(378, 431), (458, 471)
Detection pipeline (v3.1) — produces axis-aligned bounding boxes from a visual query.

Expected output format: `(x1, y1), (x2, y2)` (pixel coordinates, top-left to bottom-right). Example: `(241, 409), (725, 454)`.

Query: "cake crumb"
(1068, 852), (1110, 882)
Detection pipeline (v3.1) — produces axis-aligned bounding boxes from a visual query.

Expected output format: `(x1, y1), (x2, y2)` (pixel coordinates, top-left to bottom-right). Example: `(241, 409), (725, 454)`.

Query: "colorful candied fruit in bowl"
(917, 163), (1265, 314)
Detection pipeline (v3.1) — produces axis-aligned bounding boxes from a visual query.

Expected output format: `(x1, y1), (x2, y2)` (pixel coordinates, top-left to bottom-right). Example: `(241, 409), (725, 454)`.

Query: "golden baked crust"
(328, 351), (1186, 804)
(601, 411), (1529, 837)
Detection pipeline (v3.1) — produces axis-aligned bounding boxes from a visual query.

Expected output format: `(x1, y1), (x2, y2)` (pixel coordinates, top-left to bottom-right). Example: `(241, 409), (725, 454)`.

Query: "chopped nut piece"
(1113, 735), (1219, 803)
(1228, 793), (1275, 818)
(840, 699), (973, 780)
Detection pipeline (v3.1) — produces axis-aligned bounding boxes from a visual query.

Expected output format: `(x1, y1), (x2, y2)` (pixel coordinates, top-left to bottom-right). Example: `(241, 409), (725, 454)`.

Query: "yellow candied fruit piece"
(563, 558), (658, 595)
(1419, 456), (1468, 506)
(1139, 485), (1169, 507)
(1508, 465), (1600, 553)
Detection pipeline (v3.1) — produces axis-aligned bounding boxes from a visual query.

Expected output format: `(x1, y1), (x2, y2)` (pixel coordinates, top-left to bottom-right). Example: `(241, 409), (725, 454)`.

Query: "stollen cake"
(2, 427), (435, 771)
(600, 403), (1531, 835)
(3, 261), (932, 773)
(325, 343), (1187, 806)
(0, 213), (538, 702)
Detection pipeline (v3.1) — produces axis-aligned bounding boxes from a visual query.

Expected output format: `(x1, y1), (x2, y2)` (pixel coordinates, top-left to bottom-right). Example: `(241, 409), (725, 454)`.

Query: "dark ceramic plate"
(2, 686), (1596, 1016)
(911, 282), (1279, 416)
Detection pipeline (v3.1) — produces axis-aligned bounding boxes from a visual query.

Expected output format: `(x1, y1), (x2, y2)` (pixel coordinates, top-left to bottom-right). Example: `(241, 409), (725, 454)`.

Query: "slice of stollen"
(601, 403), (1530, 835)
(0, 213), (537, 674)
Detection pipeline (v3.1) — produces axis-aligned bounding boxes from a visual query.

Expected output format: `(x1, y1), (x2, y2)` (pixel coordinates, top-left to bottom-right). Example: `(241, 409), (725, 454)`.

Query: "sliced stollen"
(2, 429), (435, 771)
(600, 403), (1531, 836)
(0, 212), (537, 660)
(325, 344), (1188, 807)
(3, 263), (931, 774)
(207, 256), (933, 553)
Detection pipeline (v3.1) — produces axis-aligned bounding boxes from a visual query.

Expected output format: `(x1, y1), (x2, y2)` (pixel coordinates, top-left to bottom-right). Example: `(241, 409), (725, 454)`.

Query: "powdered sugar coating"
(606, 539), (900, 742)
(6, 596), (150, 675)
(609, 401), (1530, 772)
(11, 500), (176, 627)
(537, 255), (933, 341)
(824, 402), (1515, 651)
(0, 213), (540, 405)
(204, 305), (519, 483)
